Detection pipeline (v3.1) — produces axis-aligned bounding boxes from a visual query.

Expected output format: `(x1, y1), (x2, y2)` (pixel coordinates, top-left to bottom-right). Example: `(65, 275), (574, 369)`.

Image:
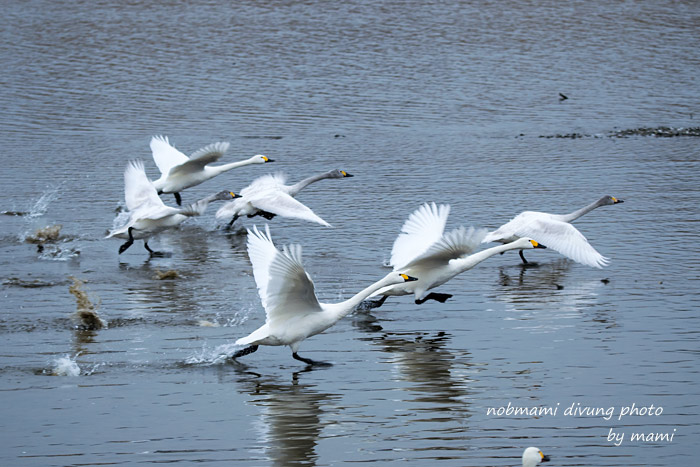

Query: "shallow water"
(1, 0), (699, 465)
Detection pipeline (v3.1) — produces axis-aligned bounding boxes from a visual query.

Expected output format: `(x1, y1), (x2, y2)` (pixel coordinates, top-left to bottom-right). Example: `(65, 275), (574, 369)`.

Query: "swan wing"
(150, 135), (189, 176)
(123, 160), (164, 212)
(402, 226), (487, 270)
(390, 202), (450, 269)
(169, 142), (230, 176)
(513, 218), (609, 268)
(241, 173), (288, 197)
(252, 192), (331, 227)
(246, 225), (322, 321)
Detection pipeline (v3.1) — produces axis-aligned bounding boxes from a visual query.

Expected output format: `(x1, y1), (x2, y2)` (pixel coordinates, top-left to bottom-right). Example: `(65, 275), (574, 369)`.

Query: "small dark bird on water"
(559, 93), (568, 101)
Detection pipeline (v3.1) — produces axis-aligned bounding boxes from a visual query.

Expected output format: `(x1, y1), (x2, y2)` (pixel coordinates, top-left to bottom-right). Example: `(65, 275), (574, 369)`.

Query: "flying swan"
(362, 202), (546, 309)
(231, 224), (417, 365)
(215, 169), (353, 228)
(150, 135), (273, 205)
(482, 195), (623, 268)
(106, 160), (238, 256)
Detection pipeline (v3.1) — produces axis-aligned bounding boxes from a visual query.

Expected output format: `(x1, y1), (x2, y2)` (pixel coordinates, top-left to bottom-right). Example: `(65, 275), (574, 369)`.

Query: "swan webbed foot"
(260, 210), (276, 220)
(357, 295), (388, 311)
(415, 292), (453, 305)
(173, 192), (182, 206)
(224, 214), (239, 230)
(292, 352), (331, 366)
(232, 345), (259, 360)
(144, 242), (168, 257)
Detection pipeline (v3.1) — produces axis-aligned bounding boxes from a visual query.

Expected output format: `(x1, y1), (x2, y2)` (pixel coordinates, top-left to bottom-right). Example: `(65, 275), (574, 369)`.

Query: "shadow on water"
(232, 365), (339, 467)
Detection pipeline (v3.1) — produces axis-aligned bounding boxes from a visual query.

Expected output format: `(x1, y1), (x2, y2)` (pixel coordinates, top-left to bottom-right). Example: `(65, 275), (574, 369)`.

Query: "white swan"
(363, 202), (546, 309)
(106, 160), (238, 256)
(522, 447), (550, 466)
(482, 195), (624, 268)
(215, 169), (353, 228)
(231, 224), (418, 365)
(150, 135), (273, 205)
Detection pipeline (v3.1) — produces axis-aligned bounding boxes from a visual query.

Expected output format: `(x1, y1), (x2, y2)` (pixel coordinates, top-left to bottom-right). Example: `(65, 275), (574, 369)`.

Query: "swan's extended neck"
(287, 172), (331, 196)
(558, 197), (607, 223)
(211, 157), (259, 174)
(450, 242), (523, 272)
(325, 275), (399, 320)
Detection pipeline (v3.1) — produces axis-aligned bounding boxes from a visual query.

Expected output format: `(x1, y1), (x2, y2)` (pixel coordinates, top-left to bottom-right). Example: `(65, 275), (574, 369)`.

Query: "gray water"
(1, 0), (699, 465)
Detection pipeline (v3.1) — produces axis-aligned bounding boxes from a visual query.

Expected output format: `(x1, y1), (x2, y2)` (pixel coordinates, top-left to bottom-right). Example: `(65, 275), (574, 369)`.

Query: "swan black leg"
(226, 214), (239, 230)
(118, 227), (135, 254)
(293, 352), (331, 366)
(144, 241), (165, 257)
(173, 192), (182, 206)
(519, 250), (529, 264)
(358, 295), (388, 311)
(232, 345), (258, 360)
(415, 292), (453, 305)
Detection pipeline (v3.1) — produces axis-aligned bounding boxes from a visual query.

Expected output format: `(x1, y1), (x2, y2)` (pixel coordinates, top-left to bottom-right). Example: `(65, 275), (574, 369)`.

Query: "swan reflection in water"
(233, 365), (338, 466)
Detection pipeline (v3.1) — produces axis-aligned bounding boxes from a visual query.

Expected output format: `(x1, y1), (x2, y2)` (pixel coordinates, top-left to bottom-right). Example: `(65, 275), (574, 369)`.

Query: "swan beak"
(541, 452), (550, 462)
(341, 171), (354, 177)
(612, 197), (624, 204)
(400, 273), (418, 282)
(530, 240), (547, 249)
(262, 156), (275, 163)
(229, 192), (240, 199)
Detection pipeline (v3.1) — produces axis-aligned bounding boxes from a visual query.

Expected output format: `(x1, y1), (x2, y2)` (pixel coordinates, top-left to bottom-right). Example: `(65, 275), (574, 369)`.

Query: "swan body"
(106, 160), (238, 255)
(150, 135), (272, 204)
(232, 224), (417, 365)
(367, 203), (545, 306)
(522, 447), (550, 467)
(216, 169), (353, 228)
(483, 195), (623, 268)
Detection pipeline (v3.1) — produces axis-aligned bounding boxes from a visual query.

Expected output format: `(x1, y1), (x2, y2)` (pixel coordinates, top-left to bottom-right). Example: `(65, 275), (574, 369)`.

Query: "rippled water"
(1, 1), (699, 465)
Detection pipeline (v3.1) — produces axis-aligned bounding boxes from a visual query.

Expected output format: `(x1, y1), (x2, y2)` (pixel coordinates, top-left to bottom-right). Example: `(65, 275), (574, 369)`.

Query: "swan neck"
(288, 173), (329, 196)
(559, 198), (604, 223)
(211, 158), (255, 174)
(330, 276), (396, 320)
(451, 243), (517, 272)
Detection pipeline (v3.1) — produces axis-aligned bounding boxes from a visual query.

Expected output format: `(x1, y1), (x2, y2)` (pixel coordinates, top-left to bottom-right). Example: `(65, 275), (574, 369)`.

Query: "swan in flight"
(231, 225), (417, 365)
(362, 202), (546, 309)
(106, 160), (238, 256)
(522, 447), (550, 466)
(150, 135), (273, 205)
(216, 169), (353, 228)
(482, 195), (623, 268)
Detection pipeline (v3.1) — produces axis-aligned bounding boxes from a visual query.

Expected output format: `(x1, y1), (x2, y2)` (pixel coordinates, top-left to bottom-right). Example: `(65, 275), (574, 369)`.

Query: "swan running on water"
(231, 224), (417, 365)
(150, 135), (273, 205)
(106, 160), (238, 256)
(522, 447), (550, 467)
(216, 169), (353, 228)
(483, 195), (623, 268)
(363, 202), (546, 309)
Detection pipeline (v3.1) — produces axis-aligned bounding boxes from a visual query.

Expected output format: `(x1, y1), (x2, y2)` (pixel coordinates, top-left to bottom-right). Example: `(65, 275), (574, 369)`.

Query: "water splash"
(186, 342), (241, 366)
(26, 184), (62, 219)
(51, 355), (81, 376)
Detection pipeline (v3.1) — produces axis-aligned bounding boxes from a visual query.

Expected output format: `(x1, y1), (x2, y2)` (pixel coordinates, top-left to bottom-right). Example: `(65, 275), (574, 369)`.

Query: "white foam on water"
(51, 355), (81, 377)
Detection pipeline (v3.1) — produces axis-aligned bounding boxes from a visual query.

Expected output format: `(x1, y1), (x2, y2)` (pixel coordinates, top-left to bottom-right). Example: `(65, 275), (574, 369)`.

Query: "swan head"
(601, 195), (624, 205)
(511, 238), (547, 250)
(522, 447), (550, 466)
(327, 169), (354, 178)
(383, 272), (419, 286)
(252, 155), (275, 164)
(213, 191), (241, 201)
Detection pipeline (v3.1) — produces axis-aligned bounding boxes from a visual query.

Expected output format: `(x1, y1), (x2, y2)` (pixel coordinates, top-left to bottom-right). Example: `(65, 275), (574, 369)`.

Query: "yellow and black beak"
(263, 156), (275, 163)
(612, 196), (624, 204)
(230, 192), (240, 199)
(400, 273), (418, 282)
(540, 451), (550, 462)
(341, 171), (354, 177)
(530, 240), (547, 249)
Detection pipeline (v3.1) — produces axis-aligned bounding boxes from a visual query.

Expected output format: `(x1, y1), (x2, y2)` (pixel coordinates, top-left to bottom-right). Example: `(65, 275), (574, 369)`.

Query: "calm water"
(1, 1), (699, 465)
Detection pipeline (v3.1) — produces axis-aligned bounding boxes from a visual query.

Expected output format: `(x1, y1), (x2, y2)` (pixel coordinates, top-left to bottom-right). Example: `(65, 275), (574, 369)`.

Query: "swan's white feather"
(252, 192), (331, 227)
(169, 142), (229, 176)
(402, 226), (487, 270)
(150, 135), (189, 176)
(390, 202), (450, 270)
(123, 160), (163, 212)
